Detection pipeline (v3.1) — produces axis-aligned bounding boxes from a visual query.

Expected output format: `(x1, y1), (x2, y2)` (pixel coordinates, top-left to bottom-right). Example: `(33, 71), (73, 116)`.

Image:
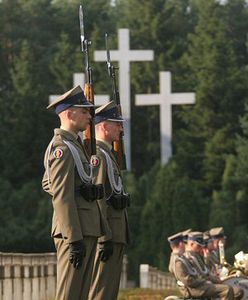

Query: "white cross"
(136, 71), (195, 164)
(94, 28), (154, 170)
(49, 73), (109, 105)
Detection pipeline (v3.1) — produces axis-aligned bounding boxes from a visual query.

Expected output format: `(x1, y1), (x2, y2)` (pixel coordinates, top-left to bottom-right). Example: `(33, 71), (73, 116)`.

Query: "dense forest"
(1, 0), (248, 283)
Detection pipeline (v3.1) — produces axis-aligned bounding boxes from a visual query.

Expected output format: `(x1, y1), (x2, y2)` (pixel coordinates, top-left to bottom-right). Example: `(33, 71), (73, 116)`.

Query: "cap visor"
(73, 102), (95, 108)
(107, 117), (125, 122)
(195, 241), (204, 247)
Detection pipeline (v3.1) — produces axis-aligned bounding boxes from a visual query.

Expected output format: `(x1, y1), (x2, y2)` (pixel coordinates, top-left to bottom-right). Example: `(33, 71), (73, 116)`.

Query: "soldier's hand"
(99, 241), (113, 262)
(69, 240), (86, 269)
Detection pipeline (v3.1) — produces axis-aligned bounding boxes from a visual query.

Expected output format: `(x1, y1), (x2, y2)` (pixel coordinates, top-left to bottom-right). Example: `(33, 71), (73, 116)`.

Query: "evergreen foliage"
(1, 0), (248, 284)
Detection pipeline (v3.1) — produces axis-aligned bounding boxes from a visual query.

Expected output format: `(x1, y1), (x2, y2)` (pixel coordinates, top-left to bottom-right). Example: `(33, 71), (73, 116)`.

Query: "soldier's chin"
(84, 123), (90, 130)
(81, 125), (88, 131)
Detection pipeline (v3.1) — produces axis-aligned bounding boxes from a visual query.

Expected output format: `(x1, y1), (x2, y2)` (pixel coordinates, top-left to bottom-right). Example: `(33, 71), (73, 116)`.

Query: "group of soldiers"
(168, 227), (244, 300)
(42, 86), (130, 300)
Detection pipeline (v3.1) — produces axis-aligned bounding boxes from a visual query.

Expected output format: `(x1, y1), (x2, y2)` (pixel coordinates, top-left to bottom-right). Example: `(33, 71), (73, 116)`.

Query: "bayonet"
(79, 5), (92, 84)
(105, 33), (120, 105)
(105, 33), (112, 78)
(78, 5), (96, 156)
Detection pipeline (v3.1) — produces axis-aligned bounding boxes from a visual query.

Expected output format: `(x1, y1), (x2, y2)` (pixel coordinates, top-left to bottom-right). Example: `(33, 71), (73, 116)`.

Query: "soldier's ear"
(102, 122), (109, 131)
(67, 109), (75, 120)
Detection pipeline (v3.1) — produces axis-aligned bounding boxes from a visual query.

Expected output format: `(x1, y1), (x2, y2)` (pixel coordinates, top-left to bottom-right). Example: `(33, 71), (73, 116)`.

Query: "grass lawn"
(118, 288), (181, 300)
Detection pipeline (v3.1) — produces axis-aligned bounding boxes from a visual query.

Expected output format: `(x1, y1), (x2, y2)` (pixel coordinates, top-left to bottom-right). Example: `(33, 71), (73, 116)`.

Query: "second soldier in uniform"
(89, 101), (130, 300)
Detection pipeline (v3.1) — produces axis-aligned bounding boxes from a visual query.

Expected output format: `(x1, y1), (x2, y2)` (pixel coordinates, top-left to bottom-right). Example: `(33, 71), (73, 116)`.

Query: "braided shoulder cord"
(62, 140), (92, 184)
(99, 148), (122, 194)
(175, 256), (198, 276)
(190, 255), (209, 276)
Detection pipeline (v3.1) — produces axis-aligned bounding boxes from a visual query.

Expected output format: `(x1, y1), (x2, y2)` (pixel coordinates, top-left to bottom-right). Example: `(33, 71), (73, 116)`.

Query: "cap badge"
(53, 148), (64, 159)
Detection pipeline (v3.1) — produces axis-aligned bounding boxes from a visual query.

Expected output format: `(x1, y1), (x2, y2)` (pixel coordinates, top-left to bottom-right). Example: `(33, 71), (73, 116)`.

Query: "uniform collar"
(96, 138), (112, 151)
(54, 128), (77, 142)
(60, 126), (78, 139)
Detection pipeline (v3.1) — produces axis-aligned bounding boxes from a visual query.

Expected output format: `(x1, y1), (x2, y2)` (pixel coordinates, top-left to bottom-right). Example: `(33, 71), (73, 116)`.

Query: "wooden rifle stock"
(113, 106), (126, 170)
(84, 83), (96, 156)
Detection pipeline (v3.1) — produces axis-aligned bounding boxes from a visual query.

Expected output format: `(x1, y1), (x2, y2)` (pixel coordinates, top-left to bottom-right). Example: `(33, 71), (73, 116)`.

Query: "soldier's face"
(106, 121), (124, 142)
(179, 241), (185, 253)
(191, 242), (202, 253)
(70, 107), (92, 131)
(212, 239), (220, 249)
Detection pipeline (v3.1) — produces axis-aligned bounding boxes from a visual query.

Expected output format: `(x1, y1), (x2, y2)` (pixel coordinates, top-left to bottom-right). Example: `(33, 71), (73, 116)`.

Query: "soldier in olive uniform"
(174, 236), (233, 300)
(179, 231), (243, 300)
(168, 232), (185, 274)
(185, 232), (223, 283)
(42, 86), (105, 300)
(203, 231), (219, 275)
(209, 227), (226, 265)
(89, 101), (130, 300)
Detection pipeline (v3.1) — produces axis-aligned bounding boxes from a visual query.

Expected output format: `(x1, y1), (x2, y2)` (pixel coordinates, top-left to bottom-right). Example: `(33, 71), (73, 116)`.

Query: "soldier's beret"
(47, 85), (94, 114)
(167, 232), (183, 244)
(95, 101), (124, 124)
(188, 231), (205, 246)
(209, 227), (226, 240)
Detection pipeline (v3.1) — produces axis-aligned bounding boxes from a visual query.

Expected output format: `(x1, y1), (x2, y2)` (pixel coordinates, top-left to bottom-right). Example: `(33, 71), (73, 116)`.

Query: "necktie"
(77, 136), (83, 147)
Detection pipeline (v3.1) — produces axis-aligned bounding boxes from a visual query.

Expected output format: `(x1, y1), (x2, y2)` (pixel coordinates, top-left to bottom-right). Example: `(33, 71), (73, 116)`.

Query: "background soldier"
(209, 227), (227, 264)
(185, 232), (222, 283)
(181, 231), (243, 300)
(167, 232), (185, 274)
(42, 86), (105, 300)
(89, 101), (130, 300)
(174, 234), (234, 300)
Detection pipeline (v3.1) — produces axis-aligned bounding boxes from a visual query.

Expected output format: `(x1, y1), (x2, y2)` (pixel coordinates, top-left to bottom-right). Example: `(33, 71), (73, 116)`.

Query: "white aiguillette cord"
(99, 148), (122, 194)
(62, 140), (92, 184)
(45, 137), (93, 188)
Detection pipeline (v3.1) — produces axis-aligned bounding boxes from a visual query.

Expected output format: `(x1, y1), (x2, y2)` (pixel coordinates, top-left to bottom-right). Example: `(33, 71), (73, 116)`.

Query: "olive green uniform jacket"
(42, 128), (105, 242)
(93, 140), (130, 244)
(174, 255), (237, 300)
(42, 128), (106, 300)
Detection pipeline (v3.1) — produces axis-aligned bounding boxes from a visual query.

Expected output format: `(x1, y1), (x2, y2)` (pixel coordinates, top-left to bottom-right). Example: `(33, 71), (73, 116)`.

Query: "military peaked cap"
(188, 231), (205, 246)
(167, 232), (183, 245)
(182, 228), (192, 243)
(47, 85), (94, 114)
(95, 101), (124, 124)
(209, 227), (226, 240)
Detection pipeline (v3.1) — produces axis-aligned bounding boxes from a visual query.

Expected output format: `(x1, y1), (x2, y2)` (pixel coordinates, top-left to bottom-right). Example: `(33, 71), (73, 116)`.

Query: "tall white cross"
(94, 28), (154, 170)
(136, 71), (195, 164)
(49, 73), (109, 105)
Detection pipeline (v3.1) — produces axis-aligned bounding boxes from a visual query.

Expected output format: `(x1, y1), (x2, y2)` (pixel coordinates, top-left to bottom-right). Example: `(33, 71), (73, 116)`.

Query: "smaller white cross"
(135, 71), (195, 164)
(49, 73), (109, 106)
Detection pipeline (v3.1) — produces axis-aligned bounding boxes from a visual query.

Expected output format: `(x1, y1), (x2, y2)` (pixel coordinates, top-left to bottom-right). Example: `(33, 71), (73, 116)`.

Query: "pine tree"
(177, 0), (248, 192)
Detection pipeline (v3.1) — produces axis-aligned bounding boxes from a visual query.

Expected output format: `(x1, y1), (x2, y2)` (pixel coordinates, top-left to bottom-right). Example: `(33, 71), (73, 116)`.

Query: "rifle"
(79, 5), (96, 156)
(105, 33), (127, 170)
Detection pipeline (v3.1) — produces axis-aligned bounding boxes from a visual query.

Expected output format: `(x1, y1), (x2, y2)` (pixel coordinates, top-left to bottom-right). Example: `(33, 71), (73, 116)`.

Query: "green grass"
(48, 288), (181, 300)
(118, 288), (181, 300)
